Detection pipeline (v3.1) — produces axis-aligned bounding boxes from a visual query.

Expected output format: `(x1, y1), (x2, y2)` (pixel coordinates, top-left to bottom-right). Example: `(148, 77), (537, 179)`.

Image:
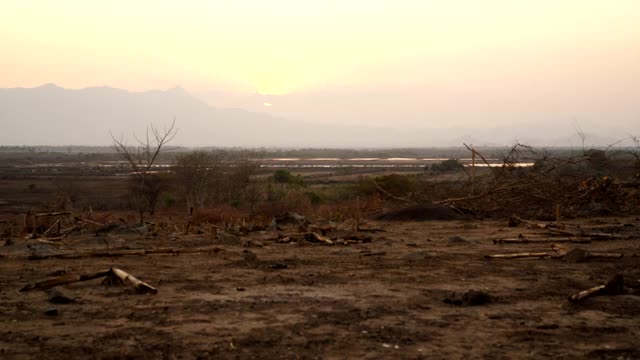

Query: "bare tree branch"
(110, 120), (177, 223)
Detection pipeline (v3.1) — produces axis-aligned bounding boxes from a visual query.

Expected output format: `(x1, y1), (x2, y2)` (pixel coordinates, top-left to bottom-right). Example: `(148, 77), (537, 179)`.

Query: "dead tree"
(111, 120), (177, 224)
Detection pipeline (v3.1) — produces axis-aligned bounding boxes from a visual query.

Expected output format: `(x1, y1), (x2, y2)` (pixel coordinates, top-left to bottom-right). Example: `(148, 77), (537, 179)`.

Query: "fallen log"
(145, 247), (224, 255)
(493, 237), (591, 244)
(21, 268), (158, 295)
(554, 245), (623, 262)
(588, 252), (624, 259)
(507, 216), (631, 240)
(569, 274), (625, 302)
(586, 232), (632, 240)
(25, 246), (224, 260)
(278, 232), (312, 238)
(508, 216), (560, 229)
(568, 284), (607, 302)
(547, 228), (632, 240)
(487, 245), (624, 262)
(356, 226), (386, 233)
(74, 217), (104, 227)
(108, 268), (157, 294)
(37, 238), (64, 244)
(20, 270), (112, 292)
(361, 251), (387, 257)
(484, 252), (550, 260)
(304, 232), (334, 245)
(35, 212), (72, 218)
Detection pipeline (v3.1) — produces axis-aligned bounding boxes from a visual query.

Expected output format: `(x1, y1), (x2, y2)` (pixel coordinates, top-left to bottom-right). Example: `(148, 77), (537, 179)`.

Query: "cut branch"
(464, 143), (499, 178)
(20, 268), (159, 295)
(74, 217), (105, 227)
(372, 179), (417, 204)
(484, 252), (551, 260)
(20, 270), (112, 292)
(35, 212), (72, 218)
(493, 237), (591, 244)
(42, 220), (61, 236)
(109, 268), (157, 294)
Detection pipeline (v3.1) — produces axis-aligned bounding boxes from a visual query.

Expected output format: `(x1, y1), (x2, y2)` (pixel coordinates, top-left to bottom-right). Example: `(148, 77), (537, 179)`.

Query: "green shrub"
(374, 174), (418, 197)
(305, 191), (322, 205)
(273, 170), (305, 186)
(430, 159), (465, 173)
(163, 194), (177, 208)
(353, 177), (377, 196)
(273, 169), (291, 183)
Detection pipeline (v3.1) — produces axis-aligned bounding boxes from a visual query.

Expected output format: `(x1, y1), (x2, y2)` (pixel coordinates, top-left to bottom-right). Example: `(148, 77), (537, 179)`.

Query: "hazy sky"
(2, 0), (639, 129)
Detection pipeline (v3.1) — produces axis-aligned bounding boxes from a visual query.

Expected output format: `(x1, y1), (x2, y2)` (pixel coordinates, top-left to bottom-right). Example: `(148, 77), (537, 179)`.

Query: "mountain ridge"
(0, 84), (634, 148)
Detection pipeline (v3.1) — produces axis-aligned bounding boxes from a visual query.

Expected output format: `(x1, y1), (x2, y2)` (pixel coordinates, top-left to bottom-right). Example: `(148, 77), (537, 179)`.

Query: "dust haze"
(2, 1), (640, 359)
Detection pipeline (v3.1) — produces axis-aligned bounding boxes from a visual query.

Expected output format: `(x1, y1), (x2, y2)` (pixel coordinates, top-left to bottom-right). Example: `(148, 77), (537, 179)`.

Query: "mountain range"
(0, 84), (635, 148)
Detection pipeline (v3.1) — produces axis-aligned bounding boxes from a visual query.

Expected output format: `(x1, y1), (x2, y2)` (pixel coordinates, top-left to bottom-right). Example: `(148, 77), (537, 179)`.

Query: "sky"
(2, 0), (640, 130)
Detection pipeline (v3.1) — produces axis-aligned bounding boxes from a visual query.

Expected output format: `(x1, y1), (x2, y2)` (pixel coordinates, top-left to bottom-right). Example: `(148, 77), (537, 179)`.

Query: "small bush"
(305, 191), (322, 205)
(273, 170), (305, 186)
(374, 174), (418, 197)
(430, 159), (465, 173)
(162, 194), (177, 208)
(353, 177), (377, 197)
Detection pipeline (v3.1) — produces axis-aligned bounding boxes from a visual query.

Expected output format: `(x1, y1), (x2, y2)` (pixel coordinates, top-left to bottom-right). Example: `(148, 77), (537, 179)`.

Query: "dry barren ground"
(1, 217), (640, 359)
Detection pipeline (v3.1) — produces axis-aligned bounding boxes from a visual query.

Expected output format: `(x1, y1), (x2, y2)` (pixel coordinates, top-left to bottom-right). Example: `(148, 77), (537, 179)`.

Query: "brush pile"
(434, 144), (640, 219)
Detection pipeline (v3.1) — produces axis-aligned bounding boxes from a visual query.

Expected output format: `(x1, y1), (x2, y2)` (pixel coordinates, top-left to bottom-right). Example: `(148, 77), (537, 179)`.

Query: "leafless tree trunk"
(111, 120), (177, 224)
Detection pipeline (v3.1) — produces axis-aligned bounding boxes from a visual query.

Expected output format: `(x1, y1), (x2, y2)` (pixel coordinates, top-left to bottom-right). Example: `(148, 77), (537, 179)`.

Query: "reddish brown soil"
(1, 217), (639, 359)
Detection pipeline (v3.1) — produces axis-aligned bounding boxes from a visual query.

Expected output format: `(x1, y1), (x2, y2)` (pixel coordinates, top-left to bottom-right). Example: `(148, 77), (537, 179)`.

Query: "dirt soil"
(1, 217), (640, 359)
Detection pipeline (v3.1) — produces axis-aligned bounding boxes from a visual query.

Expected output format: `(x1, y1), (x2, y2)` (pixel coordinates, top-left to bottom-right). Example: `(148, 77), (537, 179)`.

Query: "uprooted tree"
(431, 141), (640, 217)
(111, 120), (177, 224)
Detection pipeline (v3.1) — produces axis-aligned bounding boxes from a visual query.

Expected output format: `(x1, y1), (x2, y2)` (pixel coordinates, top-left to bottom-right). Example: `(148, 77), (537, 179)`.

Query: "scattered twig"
(493, 237), (592, 244)
(484, 252), (551, 260)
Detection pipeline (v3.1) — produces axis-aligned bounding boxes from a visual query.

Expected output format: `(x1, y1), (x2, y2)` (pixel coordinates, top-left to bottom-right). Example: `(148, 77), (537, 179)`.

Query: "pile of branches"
(435, 143), (640, 218)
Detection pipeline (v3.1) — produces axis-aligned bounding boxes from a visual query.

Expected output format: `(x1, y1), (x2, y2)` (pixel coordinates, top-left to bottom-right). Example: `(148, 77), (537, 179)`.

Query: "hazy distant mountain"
(0, 84), (634, 147)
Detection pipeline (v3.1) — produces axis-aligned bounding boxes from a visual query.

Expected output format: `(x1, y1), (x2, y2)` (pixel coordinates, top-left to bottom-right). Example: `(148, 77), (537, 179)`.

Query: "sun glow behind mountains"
(2, 1), (639, 94)
(1, 1), (640, 131)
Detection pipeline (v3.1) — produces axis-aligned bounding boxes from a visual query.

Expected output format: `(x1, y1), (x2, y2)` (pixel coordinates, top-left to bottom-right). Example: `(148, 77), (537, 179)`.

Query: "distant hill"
(0, 84), (634, 147)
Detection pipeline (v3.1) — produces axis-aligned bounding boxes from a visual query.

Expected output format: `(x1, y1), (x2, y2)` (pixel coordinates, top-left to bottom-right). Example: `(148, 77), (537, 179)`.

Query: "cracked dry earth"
(1, 217), (639, 359)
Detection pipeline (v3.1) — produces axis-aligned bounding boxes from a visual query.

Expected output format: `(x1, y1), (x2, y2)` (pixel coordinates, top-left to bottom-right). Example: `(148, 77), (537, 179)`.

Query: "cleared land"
(1, 216), (639, 359)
